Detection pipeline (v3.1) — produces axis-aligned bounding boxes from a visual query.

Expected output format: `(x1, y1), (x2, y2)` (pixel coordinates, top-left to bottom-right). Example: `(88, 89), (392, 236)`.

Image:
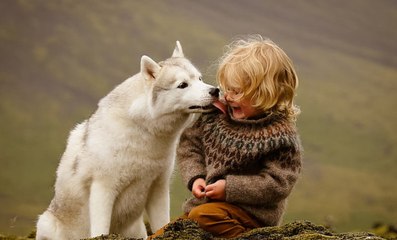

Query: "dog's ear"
(141, 55), (161, 81)
(172, 40), (184, 58)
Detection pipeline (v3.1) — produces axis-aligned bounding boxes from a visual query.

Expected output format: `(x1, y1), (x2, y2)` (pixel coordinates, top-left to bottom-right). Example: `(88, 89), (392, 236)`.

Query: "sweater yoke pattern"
(201, 113), (301, 181)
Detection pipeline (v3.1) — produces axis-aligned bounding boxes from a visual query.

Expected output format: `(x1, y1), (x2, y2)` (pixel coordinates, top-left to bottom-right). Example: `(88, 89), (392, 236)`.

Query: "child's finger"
(195, 192), (206, 199)
(204, 184), (213, 191)
(204, 185), (215, 195)
(193, 186), (206, 198)
(205, 189), (220, 199)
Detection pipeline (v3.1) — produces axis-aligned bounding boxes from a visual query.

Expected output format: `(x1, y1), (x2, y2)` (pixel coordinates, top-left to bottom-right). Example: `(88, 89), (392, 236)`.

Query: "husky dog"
(36, 41), (219, 240)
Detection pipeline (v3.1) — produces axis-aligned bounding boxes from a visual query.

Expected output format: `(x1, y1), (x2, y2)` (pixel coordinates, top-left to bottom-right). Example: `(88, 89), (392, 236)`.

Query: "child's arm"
(177, 117), (207, 192)
(225, 149), (302, 205)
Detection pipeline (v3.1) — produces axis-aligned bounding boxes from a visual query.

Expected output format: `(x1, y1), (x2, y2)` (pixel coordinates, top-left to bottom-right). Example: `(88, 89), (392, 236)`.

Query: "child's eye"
(224, 88), (243, 100)
(226, 88), (242, 95)
(177, 82), (189, 89)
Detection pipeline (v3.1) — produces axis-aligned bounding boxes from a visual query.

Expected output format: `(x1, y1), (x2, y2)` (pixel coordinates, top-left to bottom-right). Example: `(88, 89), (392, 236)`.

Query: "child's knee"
(188, 205), (208, 223)
(187, 203), (249, 238)
(188, 203), (228, 224)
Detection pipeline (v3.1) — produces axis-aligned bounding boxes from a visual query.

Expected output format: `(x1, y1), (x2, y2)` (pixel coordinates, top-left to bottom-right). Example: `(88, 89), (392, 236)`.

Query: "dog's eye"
(199, 76), (203, 81)
(177, 82), (189, 89)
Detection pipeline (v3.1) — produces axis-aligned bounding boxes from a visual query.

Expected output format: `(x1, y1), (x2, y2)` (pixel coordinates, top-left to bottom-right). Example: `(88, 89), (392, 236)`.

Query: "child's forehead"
(220, 76), (246, 91)
(221, 80), (241, 88)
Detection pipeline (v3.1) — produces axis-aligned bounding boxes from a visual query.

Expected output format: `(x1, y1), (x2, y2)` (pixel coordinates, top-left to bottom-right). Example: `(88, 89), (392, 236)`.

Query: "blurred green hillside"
(0, 0), (396, 236)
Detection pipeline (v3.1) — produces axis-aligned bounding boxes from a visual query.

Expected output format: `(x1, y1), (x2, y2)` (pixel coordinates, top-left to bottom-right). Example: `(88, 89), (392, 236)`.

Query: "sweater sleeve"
(177, 116), (207, 191)
(225, 146), (302, 206)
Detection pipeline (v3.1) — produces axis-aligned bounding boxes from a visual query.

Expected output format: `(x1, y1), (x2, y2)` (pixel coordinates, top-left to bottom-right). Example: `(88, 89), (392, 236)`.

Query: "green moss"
(0, 234), (33, 240)
(0, 220), (388, 240)
(154, 219), (212, 240)
(235, 221), (333, 239)
(151, 220), (386, 240)
(81, 233), (140, 240)
(371, 223), (397, 240)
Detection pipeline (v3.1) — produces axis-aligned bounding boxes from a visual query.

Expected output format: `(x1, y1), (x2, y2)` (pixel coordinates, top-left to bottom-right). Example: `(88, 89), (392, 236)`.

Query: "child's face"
(224, 90), (262, 119)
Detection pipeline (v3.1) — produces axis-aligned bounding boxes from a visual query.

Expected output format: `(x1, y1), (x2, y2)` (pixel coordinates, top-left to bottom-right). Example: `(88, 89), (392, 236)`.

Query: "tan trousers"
(149, 202), (261, 239)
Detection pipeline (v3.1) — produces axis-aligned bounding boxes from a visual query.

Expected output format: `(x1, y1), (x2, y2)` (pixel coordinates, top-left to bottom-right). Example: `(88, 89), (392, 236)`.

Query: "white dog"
(36, 41), (219, 240)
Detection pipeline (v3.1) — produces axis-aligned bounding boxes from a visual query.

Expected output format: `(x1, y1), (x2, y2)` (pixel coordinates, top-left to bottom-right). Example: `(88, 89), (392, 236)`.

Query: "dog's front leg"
(146, 174), (171, 232)
(89, 180), (116, 237)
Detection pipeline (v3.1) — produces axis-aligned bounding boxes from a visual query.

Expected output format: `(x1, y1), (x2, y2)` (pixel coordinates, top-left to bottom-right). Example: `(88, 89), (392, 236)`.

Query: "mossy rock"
(0, 220), (389, 240)
(153, 219), (212, 240)
(81, 233), (141, 240)
(151, 219), (387, 240)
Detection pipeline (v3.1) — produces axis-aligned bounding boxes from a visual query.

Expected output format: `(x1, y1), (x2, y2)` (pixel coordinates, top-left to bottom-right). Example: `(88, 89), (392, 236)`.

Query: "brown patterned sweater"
(177, 109), (303, 226)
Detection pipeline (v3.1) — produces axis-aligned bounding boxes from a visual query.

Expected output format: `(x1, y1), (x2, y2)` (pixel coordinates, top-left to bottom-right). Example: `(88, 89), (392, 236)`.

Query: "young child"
(176, 35), (303, 238)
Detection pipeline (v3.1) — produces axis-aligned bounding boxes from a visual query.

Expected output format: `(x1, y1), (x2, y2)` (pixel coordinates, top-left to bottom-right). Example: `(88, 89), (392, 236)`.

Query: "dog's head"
(140, 41), (219, 118)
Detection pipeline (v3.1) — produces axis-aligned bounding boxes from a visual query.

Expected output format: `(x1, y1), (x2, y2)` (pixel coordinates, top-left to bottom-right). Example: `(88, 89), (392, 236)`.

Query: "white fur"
(36, 41), (218, 240)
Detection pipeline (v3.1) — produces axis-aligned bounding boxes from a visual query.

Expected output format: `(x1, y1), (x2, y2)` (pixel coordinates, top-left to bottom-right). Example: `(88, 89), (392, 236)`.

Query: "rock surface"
(149, 219), (386, 240)
(0, 220), (389, 240)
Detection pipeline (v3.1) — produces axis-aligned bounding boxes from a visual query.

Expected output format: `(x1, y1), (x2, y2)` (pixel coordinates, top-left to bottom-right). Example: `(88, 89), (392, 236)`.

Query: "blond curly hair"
(217, 35), (300, 121)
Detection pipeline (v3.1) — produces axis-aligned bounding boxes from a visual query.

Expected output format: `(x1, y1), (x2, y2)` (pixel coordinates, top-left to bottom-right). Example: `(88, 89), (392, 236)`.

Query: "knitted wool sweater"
(177, 109), (303, 226)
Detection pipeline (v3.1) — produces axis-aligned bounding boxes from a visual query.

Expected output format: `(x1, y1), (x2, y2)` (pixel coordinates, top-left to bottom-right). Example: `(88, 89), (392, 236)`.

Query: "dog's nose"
(209, 88), (220, 98)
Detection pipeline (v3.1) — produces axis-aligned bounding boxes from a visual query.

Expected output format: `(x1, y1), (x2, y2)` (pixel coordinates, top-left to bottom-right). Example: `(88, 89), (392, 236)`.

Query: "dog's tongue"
(212, 99), (227, 114)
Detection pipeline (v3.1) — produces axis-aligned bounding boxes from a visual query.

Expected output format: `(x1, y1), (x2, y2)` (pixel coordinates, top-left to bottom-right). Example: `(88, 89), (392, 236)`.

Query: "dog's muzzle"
(209, 88), (220, 98)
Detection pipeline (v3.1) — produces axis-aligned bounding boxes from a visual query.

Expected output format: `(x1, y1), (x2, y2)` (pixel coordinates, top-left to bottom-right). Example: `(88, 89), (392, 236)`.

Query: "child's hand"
(205, 179), (226, 201)
(192, 178), (207, 199)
